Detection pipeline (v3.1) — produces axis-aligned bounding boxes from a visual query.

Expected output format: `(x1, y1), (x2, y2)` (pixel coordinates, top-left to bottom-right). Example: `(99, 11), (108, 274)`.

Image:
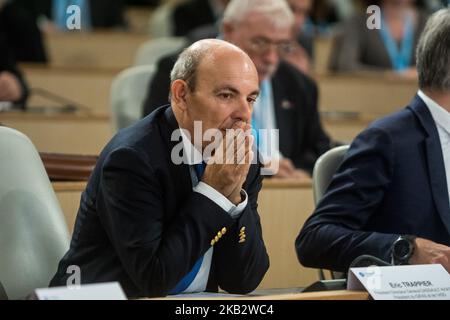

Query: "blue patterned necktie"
(169, 161), (207, 294)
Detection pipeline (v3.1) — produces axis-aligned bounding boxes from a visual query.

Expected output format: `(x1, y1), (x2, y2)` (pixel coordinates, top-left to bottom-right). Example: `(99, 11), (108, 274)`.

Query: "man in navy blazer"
(50, 39), (269, 298)
(296, 9), (450, 273)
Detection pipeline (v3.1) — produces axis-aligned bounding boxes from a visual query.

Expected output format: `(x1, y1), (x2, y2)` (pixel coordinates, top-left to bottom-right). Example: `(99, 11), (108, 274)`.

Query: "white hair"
(416, 8), (450, 92)
(222, 0), (295, 30)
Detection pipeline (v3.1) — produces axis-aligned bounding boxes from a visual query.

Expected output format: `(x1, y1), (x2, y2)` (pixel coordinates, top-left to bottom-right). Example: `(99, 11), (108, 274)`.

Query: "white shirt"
(176, 128), (248, 294)
(418, 90), (450, 208)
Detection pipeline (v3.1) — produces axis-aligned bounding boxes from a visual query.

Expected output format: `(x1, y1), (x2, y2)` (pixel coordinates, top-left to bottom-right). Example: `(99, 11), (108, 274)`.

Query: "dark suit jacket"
(142, 55), (332, 173)
(173, 0), (217, 37)
(0, 2), (47, 63)
(50, 106), (269, 298)
(296, 96), (450, 272)
(0, 23), (28, 108)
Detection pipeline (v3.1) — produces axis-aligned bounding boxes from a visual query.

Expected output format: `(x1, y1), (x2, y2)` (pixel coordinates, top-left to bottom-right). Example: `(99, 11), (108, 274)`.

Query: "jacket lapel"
(410, 95), (450, 235)
(162, 106), (194, 192)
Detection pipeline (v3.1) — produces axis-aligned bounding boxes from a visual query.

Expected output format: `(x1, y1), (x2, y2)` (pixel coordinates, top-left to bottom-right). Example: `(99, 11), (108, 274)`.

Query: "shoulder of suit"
(275, 61), (317, 89)
(369, 107), (417, 135)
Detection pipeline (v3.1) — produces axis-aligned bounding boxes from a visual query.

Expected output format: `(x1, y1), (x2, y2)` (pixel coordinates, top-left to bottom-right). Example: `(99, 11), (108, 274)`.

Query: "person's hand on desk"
(397, 67), (418, 80)
(202, 122), (254, 205)
(0, 71), (22, 102)
(269, 157), (311, 180)
(409, 238), (450, 273)
(283, 42), (311, 75)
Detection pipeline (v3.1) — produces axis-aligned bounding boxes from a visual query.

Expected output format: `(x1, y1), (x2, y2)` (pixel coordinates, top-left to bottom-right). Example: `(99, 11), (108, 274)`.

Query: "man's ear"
(170, 79), (189, 111)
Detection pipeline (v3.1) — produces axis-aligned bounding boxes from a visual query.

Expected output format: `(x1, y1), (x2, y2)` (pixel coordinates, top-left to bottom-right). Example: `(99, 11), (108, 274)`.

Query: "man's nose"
(234, 99), (252, 123)
(262, 46), (279, 66)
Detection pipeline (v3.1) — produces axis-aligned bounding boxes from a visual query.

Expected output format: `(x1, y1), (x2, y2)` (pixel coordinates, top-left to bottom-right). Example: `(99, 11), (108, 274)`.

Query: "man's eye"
(219, 93), (233, 99)
(248, 97), (257, 104)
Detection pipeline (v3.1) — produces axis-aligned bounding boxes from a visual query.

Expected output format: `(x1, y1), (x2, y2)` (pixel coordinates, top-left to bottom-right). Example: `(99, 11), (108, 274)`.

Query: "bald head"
(170, 39), (260, 146)
(170, 39), (256, 93)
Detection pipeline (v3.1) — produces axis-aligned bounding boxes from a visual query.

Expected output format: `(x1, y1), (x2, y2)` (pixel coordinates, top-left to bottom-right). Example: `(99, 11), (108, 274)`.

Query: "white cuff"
(193, 182), (248, 219)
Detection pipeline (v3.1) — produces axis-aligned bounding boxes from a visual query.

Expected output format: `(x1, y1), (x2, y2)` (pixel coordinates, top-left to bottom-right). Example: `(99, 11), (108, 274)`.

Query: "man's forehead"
(212, 83), (260, 95)
(240, 15), (292, 40)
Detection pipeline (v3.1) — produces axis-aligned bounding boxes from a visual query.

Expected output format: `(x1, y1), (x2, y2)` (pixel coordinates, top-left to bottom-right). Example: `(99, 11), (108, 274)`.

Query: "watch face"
(394, 239), (411, 259)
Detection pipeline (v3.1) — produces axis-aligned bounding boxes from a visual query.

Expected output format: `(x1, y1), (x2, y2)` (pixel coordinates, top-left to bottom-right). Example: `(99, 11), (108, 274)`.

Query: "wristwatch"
(391, 235), (416, 265)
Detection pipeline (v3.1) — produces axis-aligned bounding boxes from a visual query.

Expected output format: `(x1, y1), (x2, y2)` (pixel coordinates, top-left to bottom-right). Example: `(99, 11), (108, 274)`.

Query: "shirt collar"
(179, 128), (204, 165)
(418, 90), (450, 135)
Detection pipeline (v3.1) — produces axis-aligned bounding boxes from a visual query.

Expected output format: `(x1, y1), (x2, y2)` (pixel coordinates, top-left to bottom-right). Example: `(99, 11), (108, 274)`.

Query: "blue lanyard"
(379, 13), (415, 71)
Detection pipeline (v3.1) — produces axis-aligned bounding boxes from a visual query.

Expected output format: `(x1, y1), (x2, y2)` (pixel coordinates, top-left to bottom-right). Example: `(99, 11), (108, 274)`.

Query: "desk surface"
(150, 290), (369, 300)
(52, 179), (312, 192)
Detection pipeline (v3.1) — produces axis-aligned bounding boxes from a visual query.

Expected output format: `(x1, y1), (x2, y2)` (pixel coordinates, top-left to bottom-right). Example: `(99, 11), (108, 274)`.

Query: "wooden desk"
(258, 179), (317, 289)
(44, 32), (149, 70)
(322, 113), (377, 143)
(22, 65), (117, 113)
(0, 111), (112, 154)
(150, 290), (369, 300)
(316, 73), (418, 115)
(250, 290), (368, 300)
(52, 178), (319, 290)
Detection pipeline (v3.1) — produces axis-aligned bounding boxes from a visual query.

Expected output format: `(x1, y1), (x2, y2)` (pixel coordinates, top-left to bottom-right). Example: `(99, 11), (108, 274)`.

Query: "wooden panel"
(150, 290), (369, 300)
(316, 73), (418, 115)
(258, 179), (318, 289)
(44, 32), (149, 70)
(53, 182), (87, 233)
(53, 178), (319, 290)
(313, 37), (333, 74)
(322, 114), (377, 143)
(22, 65), (117, 113)
(0, 112), (112, 154)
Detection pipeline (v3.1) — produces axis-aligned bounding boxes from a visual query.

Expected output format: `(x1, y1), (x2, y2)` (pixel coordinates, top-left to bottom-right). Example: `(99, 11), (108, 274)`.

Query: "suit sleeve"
(213, 163), (270, 294)
(96, 147), (238, 297)
(296, 126), (400, 272)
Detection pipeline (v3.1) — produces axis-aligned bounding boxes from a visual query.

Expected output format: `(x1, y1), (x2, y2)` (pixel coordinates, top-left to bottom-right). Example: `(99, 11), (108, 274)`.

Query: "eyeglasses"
(248, 37), (294, 57)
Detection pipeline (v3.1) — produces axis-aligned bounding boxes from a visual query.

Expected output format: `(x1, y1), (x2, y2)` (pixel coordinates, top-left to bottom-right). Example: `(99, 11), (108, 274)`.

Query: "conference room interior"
(0, 0), (449, 301)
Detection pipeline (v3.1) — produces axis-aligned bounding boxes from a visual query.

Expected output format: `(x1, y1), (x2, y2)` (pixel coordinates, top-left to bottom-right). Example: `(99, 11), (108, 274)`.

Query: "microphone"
(29, 87), (92, 114)
(349, 255), (392, 269)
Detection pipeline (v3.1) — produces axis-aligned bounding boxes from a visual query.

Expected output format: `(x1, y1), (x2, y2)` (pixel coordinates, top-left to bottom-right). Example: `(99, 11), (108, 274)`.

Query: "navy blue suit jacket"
(50, 106), (269, 297)
(296, 95), (450, 272)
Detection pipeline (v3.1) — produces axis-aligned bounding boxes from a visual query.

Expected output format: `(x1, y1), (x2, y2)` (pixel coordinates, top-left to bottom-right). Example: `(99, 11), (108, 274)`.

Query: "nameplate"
(35, 282), (127, 300)
(348, 264), (450, 300)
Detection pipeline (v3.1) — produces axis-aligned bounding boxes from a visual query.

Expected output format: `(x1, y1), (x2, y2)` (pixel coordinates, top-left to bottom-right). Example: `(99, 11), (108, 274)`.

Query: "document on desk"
(348, 264), (450, 300)
(35, 282), (127, 300)
(168, 292), (244, 299)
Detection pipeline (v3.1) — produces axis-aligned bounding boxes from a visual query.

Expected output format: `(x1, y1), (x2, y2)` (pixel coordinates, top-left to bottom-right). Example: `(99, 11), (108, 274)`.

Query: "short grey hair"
(170, 44), (206, 92)
(222, 0), (294, 30)
(416, 8), (450, 92)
